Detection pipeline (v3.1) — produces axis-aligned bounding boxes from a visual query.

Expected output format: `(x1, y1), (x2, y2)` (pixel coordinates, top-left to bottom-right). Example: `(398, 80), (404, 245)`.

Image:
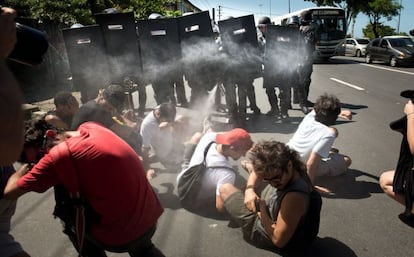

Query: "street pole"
(269, 0), (271, 17)
(181, 0), (184, 14)
(397, 0), (402, 33)
(288, 0), (291, 13)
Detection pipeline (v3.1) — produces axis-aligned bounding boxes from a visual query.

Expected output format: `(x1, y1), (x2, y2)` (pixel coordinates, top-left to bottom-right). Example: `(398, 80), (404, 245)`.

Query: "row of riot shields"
(263, 25), (308, 88)
(62, 10), (305, 103)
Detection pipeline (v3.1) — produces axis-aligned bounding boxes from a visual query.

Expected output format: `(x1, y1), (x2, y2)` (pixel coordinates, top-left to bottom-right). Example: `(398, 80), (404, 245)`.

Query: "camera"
(8, 22), (49, 66)
(1, 6), (49, 66)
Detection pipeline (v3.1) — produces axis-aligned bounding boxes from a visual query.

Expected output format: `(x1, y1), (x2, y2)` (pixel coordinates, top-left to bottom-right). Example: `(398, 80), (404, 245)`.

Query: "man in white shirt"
(177, 128), (253, 213)
(287, 93), (352, 186)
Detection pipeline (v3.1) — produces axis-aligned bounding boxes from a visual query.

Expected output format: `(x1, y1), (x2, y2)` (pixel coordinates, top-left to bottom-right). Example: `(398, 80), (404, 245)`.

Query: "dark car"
(365, 36), (414, 67)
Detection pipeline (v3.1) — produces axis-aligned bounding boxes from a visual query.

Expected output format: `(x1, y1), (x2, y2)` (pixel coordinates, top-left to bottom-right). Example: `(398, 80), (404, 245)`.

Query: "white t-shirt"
(287, 110), (336, 162)
(177, 132), (235, 199)
(140, 110), (174, 159)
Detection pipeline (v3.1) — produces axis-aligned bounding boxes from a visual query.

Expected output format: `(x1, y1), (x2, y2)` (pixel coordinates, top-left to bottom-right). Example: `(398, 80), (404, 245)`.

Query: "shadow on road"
(307, 237), (357, 257)
(316, 169), (382, 199)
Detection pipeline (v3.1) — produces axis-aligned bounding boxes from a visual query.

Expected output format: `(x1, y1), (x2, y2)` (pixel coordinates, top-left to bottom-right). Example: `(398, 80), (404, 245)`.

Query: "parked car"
(345, 38), (370, 57)
(365, 36), (414, 67)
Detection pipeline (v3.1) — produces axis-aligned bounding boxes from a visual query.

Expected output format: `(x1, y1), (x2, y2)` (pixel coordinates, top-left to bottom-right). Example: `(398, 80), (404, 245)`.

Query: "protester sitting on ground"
(379, 99), (414, 227)
(219, 140), (321, 255)
(71, 84), (142, 154)
(1, 166), (31, 257)
(140, 102), (189, 172)
(176, 126), (253, 213)
(286, 93), (352, 191)
(0, 7), (25, 166)
(3, 119), (165, 257)
(44, 91), (79, 130)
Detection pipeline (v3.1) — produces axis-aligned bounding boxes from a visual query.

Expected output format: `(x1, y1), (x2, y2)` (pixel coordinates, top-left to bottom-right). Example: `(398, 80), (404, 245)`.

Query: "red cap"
(216, 128), (253, 150)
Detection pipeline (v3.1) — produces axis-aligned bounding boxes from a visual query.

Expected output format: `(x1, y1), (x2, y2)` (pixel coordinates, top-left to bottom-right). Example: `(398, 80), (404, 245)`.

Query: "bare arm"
(306, 152), (322, 185)
(3, 164), (30, 199)
(0, 7), (24, 165)
(244, 166), (260, 211)
(405, 100), (414, 155)
(258, 192), (308, 248)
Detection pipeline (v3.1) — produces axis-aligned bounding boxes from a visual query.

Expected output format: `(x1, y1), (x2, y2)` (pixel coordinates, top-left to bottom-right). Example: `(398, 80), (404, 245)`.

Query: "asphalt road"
(11, 56), (414, 257)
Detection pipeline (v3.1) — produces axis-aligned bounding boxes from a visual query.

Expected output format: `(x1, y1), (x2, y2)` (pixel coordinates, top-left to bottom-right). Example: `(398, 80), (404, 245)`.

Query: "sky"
(189, 0), (414, 38)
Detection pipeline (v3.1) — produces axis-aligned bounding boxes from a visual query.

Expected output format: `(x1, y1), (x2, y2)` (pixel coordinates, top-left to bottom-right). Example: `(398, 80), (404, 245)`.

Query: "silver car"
(345, 38), (370, 57)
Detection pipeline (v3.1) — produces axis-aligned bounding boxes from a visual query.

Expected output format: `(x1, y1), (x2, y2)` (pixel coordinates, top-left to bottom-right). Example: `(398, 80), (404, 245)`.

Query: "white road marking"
(330, 77), (365, 91)
(361, 63), (414, 76)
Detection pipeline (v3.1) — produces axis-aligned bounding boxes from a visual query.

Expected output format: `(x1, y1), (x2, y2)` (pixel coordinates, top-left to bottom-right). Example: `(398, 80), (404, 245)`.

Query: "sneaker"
(251, 106), (261, 115)
(266, 108), (279, 116)
(306, 100), (314, 107)
(399, 211), (414, 228)
(281, 113), (289, 120)
(301, 105), (311, 115)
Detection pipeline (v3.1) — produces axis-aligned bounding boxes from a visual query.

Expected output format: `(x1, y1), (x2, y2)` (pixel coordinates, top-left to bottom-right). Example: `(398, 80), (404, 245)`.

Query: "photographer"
(1, 165), (31, 257)
(3, 119), (165, 256)
(0, 6), (24, 166)
(380, 98), (414, 227)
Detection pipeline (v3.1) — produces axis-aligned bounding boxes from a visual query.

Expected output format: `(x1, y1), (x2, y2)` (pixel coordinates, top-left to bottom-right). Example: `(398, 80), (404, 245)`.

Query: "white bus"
(272, 6), (347, 59)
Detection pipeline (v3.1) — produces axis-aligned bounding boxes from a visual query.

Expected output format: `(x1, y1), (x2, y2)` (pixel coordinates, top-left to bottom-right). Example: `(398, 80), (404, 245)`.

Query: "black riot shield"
(177, 11), (217, 91)
(62, 25), (110, 103)
(218, 15), (261, 79)
(95, 12), (142, 84)
(263, 25), (302, 88)
(137, 18), (181, 84)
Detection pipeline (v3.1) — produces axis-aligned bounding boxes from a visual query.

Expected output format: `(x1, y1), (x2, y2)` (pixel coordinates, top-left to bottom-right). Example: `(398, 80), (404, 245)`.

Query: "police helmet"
(258, 16), (271, 25)
(287, 16), (300, 26)
(148, 13), (163, 19)
(70, 23), (84, 29)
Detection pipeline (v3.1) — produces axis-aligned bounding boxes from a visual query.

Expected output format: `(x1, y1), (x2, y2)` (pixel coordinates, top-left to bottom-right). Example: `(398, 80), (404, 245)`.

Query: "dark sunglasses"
(262, 172), (284, 183)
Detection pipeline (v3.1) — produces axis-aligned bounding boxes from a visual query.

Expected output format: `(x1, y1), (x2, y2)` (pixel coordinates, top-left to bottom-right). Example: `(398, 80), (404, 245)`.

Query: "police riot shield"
(95, 12), (142, 84)
(137, 17), (181, 84)
(62, 25), (110, 103)
(218, 15), (261, 79)
(177, 11), (217, 91)
(263, 25), (302, 88)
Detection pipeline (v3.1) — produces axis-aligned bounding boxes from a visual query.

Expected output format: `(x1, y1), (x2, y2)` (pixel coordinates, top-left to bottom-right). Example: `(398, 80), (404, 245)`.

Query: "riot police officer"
(258, 16), (281, 117)
(287, 15), (310, 115)
(298, 10), (317, 111)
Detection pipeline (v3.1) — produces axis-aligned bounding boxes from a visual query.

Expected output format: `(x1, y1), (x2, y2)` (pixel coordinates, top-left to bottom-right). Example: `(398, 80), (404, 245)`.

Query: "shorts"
(223, 191), (257, 240)
(318, 152), (348, 176)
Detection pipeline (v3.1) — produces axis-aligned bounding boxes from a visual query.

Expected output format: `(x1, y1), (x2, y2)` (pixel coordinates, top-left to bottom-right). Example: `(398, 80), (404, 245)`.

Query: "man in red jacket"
(4, 120), (164, 257)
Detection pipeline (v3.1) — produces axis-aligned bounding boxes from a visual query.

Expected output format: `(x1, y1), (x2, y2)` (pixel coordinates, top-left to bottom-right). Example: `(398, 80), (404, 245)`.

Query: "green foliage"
(3, 0), (179, 25)
(362, 23), (396, 38)
(360, 0), (402, 38)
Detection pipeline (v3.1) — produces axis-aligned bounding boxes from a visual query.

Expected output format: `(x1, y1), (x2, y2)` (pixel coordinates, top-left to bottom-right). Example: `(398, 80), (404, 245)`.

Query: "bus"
(272, 6), (347, 59)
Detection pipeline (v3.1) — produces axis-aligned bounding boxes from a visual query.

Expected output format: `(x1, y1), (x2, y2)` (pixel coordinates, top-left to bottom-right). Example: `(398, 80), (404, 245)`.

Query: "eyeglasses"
(262, 172), (284, 183)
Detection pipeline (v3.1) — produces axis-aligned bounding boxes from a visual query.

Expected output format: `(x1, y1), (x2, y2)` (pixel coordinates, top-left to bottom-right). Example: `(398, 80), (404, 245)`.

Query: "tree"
(4, 0), (178, 26)
(360, 0), (402, 38)
(362, 23), (395, 38)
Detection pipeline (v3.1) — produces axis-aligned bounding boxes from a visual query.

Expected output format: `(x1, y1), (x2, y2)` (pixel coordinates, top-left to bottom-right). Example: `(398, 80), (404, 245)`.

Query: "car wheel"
(365, 54), (372, 64)
(356, 50), (361, 58)
(390, 56), (398, 67)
